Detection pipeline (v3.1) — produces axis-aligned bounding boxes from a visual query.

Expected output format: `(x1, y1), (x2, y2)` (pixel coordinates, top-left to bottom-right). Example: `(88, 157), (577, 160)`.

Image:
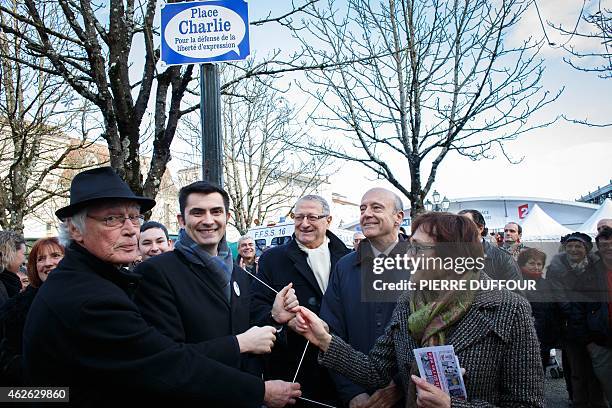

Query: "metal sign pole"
(200, 63), (223, 187)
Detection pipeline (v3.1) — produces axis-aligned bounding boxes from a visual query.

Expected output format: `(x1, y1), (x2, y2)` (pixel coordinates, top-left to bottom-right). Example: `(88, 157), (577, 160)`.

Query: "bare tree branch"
(175, 66), (332, 234)
(289, 0), (560, 217)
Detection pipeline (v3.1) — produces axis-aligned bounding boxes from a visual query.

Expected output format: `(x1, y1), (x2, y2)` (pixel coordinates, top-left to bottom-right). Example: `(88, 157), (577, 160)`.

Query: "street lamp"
(432, 190), (440, 205)
(424, 199), (433, 212)
(441, 196), (450, 211)
(425, 190), (450, 212)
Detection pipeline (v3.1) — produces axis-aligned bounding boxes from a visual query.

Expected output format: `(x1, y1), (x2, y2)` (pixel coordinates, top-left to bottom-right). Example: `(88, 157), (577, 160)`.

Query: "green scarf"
(406, 270), (480, 408)
(408, 269), (480, 347)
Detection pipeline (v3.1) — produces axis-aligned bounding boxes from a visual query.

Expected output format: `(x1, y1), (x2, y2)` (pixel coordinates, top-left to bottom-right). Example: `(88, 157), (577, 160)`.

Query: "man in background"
(237, 235), (257, 275)
(352, 231), (366, 250)
(139, 221), (173, 261)
(597, 219), (612, 234)
(459, 209), (522, 283)
(503, 221), (525, 260)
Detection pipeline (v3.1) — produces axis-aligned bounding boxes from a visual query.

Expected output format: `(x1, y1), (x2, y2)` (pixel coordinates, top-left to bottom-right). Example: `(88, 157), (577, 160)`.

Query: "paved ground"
(544, 349), (570, 408)
(545, 374), (570, 407)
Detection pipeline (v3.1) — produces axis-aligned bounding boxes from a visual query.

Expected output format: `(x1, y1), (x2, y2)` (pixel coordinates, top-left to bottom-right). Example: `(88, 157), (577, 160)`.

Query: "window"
(255, 239), (267, 257)
(271, 236), (291, 246)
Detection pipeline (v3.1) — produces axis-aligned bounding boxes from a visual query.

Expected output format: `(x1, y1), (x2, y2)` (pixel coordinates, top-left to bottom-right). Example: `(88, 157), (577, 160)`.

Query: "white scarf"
(297, 237), (331, 293)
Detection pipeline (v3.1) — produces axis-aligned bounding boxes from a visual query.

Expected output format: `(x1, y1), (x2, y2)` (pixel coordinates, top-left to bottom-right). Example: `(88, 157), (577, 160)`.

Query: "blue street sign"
(161, 0), (250, 65)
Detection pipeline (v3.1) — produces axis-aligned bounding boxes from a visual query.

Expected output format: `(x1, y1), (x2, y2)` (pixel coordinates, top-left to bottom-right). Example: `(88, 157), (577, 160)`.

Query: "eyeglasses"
(408, 243), (436, 256)
(87, 214), (144, 228)
(292, 214), (328, 223)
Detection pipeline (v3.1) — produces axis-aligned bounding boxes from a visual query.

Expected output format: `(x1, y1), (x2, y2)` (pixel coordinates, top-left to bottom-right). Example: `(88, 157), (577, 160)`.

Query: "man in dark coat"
(134, 181), (294, 376)
(251, 195), (350, 407)
(22, 167), (300, 407)
(547, 232), (607, 408)
(321, 188), (404, 408)
(569, 227), (612, 403)
(503, 221), (526, 261)
(459, 209), (522, 283)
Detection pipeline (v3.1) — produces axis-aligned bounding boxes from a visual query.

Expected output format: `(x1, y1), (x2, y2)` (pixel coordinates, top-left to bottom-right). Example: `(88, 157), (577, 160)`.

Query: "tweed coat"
(319, 275), (545, 407)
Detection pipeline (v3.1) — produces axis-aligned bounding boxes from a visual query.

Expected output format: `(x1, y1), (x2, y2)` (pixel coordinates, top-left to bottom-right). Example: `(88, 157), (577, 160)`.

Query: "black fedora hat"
(55, 167), (156, 220)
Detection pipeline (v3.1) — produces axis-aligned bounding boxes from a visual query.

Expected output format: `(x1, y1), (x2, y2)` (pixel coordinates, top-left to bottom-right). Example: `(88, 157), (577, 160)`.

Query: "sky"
(415, 0), (612, 203)
(242, 0), (612, 205)
(158, 0), (612, 207)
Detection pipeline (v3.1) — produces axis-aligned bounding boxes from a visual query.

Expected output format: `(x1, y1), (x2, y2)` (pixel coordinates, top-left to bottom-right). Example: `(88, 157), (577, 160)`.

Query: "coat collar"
(173, 249), (232, 309)
(66, 243), (140, 294)
(286, 230), (349, 296)
(353, 234), (409, 266)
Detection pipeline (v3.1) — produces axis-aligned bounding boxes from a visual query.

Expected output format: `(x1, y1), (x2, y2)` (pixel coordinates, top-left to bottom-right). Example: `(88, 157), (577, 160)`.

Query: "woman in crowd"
(0, 237), (64, 384)
(294, 212), (544, 407)
(547, 232), (607, 408)
(517, 248), (560, 371)
(0, 230), (27, 306)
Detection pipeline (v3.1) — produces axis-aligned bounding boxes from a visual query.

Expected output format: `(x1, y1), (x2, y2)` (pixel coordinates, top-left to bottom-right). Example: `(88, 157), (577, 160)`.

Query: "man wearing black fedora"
(22, 167), (301, 407)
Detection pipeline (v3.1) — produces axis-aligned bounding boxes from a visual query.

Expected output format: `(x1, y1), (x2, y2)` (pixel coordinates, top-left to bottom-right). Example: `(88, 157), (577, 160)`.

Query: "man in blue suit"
(321, 188), (405, 408)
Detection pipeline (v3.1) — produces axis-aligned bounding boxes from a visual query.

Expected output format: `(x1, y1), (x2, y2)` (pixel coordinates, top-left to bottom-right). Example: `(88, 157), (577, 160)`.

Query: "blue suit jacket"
(320, 238), (402, 405)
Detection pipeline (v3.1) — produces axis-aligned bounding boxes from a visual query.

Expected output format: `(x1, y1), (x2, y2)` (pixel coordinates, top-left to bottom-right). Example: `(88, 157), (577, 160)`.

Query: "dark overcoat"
(134, 250), (255, 372)
(482, 239), (522, 282)
(567, 253), (612, 348)
(251, 230), (350, 406)
(0, 284), (38, 384)
(23, 243), (264, 407)
(320, 238), (402, 405)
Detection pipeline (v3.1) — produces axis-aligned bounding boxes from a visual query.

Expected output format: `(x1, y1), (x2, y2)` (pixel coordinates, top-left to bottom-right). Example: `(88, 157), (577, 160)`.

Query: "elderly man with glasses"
(251, 195), (350, 407)
(23, 167), (300, 407)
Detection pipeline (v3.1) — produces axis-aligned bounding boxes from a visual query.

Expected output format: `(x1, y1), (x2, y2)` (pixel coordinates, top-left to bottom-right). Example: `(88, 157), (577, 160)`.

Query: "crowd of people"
(0, 165), (609, 408)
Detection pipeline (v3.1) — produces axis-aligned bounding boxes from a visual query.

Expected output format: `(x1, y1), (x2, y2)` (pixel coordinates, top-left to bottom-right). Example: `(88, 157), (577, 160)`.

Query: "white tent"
(578, 198), (612, 235)
(519, 204), (573, 242)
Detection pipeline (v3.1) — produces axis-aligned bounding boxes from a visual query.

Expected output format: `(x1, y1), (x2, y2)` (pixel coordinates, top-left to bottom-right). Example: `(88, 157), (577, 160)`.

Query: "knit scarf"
(296, 237), (331, 293)
(173, 229), (234, 301)
(406, 269), (479, 408)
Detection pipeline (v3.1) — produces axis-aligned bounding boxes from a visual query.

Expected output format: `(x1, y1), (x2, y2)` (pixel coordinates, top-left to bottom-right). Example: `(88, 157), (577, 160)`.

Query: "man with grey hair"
(251, 194), (350, 407)
(237, 235), (257, 274)
(352, 231), (366, 250)
(23, 167), (301, 407)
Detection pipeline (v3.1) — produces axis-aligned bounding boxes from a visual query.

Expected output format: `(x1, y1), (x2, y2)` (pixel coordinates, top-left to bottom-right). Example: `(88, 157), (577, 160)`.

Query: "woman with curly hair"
(0, 237), (64, 384)
(517, 248), (560, 371)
